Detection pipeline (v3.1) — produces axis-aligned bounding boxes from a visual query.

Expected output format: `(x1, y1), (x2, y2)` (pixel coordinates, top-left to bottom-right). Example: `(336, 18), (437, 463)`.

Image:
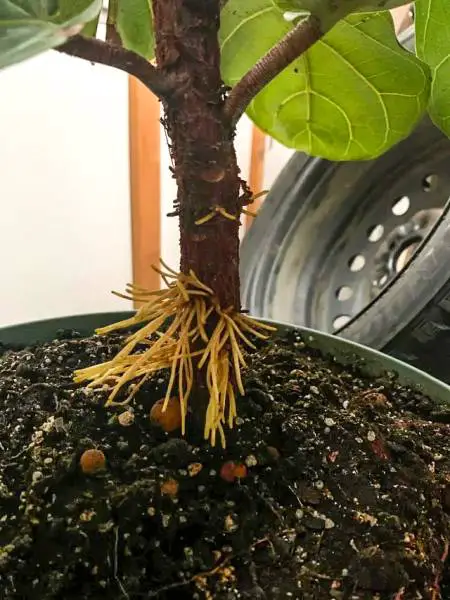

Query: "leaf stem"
(106, 0), (121, 45)
(57, 35), (173, 100)
(223, 15), (323, 128)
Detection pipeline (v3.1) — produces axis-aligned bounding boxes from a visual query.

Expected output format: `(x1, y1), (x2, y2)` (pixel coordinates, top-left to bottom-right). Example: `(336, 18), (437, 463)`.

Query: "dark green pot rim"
(1, 312), (449, 408)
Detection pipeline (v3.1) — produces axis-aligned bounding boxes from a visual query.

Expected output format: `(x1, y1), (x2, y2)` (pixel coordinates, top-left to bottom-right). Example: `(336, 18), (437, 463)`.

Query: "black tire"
(240, 30), (450, 383)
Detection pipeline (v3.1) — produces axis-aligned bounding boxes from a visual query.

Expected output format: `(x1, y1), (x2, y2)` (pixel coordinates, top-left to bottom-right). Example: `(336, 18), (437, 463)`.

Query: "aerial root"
(74, 260), (276, 446)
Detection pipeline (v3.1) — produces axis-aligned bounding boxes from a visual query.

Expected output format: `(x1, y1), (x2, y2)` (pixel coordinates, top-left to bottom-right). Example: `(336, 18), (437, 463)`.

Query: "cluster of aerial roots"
(75, 261), (275, 447)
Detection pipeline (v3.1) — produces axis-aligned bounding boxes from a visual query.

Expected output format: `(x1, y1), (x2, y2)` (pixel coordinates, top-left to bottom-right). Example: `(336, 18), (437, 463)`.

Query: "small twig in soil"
(440, 539), (449, 563)
(113, 527), (130, 599)
(149, 537), (276, 598)
(148, 552), (235, 598)
(299, 566), (335, 581)
(431, 539), (449, 600)
(253, 536), (273, 548)
(285, 482), (304, 508)
(147, 579), (191, 598)
(6, 446), (31, 462)
(57, 36), (173, 101)
(192, 554), (234, 582)
(223, 15), (323, 128)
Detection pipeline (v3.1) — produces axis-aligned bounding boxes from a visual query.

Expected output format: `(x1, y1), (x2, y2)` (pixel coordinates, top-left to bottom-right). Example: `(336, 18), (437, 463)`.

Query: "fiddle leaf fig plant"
(1, 0), (449, 445)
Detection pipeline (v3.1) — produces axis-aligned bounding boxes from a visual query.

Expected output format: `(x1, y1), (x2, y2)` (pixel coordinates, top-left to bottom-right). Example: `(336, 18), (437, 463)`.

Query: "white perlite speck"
(245, 454), (258, 467)
(31, 471), (43, 484)
(162, 514), (171, 528)
(367, 430), (376, 442)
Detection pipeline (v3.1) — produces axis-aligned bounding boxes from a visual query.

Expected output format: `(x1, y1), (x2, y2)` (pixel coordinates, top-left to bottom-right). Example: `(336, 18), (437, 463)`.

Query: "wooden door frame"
(128, 77), (161, 296)
(245, 126), (266, 232)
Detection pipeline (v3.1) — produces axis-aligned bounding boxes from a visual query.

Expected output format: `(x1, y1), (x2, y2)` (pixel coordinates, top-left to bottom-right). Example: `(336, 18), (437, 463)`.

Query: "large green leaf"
(273, 0), (411, 30)
(415, 0), (450, 137)
(116, 0), (154, 60)
(220, 0), (430, 160)
(0, 0), (102, 70)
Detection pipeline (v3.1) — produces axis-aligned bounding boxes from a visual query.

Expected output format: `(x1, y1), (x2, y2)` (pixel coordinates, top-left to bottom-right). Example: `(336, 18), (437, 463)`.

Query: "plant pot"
(0, 313), (449, 599)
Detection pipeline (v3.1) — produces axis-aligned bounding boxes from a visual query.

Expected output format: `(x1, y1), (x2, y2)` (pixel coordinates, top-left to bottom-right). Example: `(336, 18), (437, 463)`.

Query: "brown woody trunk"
(152, 0), (241, 311)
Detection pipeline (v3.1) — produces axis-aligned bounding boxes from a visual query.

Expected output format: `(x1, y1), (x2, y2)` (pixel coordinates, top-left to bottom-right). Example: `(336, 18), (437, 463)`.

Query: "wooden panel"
(128, 76), (161, 299)
(245, 126), (266, 232)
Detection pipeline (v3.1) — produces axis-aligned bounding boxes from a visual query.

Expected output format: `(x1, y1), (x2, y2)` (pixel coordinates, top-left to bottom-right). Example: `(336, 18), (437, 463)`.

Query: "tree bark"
(152, 0), (241, 311)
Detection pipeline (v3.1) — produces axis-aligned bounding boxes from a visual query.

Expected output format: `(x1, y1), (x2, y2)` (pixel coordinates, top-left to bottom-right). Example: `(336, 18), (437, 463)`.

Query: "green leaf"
(273, 0), (411, 29)
(0, 0), (102, 70)
(116, 0), (154, 60)
(415, 0), (450, 137)
(220, 1), (430, 160)
(81, 15), (99, 38)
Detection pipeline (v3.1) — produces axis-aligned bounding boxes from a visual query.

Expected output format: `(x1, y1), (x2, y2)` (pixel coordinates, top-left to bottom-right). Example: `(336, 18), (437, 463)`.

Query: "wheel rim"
(249, 120), (450, 334)
(241, 26), (450, 339)
(323, 177), (446, 332)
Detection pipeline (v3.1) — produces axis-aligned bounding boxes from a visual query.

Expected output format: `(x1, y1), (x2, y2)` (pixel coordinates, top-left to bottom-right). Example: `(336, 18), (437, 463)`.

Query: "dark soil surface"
(0, 328), (449, 599)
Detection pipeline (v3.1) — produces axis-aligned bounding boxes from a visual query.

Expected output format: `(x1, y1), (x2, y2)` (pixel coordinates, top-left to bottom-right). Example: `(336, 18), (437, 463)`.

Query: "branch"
(57, 35), (172, 100)
(223, 15), (323, 128)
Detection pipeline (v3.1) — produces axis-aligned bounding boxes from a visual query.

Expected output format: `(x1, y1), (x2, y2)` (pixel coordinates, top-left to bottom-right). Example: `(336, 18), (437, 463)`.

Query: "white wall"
(0, 51), (132, 327)
(0, 52), (290, 328)
(263, 137), (295, 190)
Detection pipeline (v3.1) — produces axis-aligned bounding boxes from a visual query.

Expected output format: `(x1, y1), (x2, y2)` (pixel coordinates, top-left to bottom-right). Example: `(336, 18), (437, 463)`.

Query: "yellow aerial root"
(74, 261), (275, 447)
